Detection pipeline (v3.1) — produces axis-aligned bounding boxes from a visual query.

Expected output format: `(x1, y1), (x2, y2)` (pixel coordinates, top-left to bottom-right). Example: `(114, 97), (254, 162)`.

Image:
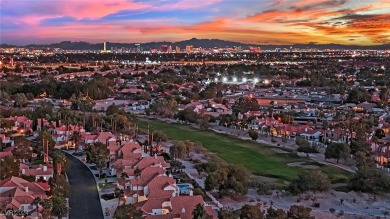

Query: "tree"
(219, 208), (238, 219)
(113, 203), (143, 219)
(197, 115), (210, 130)
(52, 150), (67, 175)
(134, 166), (141, 203)
(51, 195), (69, 218)
(287, 205), (314, 219)
(49, 174), (70, 197)
(205, 164), (249, 196)
(232, 97), (260, 114)
(266, 206), (287, 219)
(239, 204), (264, 219)
(152, 130), (167, 148)
(288, 170), (331, 195)
(106, 103), (121, 116)
(149, 97), (178, 118)
(350, 139), (371, 155)
(176, 108), (199, 123)
(248, 129), (259, 140)
(71, 131), (81, 152)
(12, 138), (32, 160)
(192, 203), (212, 219)
(349, 165), (390, 193)
(41, 198), (53, 219)
(375, 128), (386, 139)
(32, 197), (41, 217)
(0, 156), (20, 179)
(346, 88), (370, 104)
(170, 142), (187, 160)
(77, 95), (96, 112)
(296, 138), (317, 157)
(325, 143), (350, 163)
(13, 93), (28, 107)
(87, 142), (109, 177)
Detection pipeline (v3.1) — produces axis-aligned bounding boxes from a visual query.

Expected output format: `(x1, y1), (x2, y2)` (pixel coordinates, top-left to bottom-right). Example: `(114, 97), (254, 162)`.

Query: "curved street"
(65, 153), (104, 219)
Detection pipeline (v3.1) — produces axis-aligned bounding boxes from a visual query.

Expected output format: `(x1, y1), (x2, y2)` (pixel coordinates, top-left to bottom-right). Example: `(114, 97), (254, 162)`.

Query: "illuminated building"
(135, 44), (141, 53)
(186, 45), (193, 53)
(161, 45), (168, 53)
(249, 47), (261, 53)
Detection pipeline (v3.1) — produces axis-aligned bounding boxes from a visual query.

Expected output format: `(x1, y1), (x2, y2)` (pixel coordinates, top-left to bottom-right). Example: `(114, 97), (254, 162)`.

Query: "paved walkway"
(65, 153), (104, 219)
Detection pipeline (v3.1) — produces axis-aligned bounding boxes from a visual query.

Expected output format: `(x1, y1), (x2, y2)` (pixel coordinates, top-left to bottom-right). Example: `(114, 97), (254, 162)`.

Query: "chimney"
(154, 154), (157, 159)
(181, 208), (185, 213)
(43, 166), (47, 171)
(25, 186), (28, 193)
(21, 169), (25, 175)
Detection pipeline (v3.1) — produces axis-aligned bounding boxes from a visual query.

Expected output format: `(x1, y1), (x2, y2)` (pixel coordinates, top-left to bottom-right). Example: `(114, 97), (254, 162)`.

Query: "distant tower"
(103, 42), (107, 52)
(135, 44), (141, 53)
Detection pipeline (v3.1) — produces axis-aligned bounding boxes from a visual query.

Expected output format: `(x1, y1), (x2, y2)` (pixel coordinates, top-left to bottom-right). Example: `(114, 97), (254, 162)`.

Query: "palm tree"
(71, 131), (81, 152)
(192, 203), (206, 219)
(52, 150), (67, 175)
(32, 197), (41, 218)
(134, 167), (141, 203)
(64, 117), (72, 149)
(51, 195), (69, 219)
(120, 172), (129, 179)
(40, 199), (53, 219)
(100, 118), (105, 132)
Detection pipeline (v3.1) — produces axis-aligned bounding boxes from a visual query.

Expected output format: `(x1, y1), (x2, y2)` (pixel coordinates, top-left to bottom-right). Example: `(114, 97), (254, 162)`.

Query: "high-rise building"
(186, 45), (193, 53)
(103, 42), (107, 52)
(167, 45), (173, 53)
(249, 47), (261, 53)
(10, 57), (14, 67)
(161, 45), (168, 53)
(135, 44), (141, 53)
(175, 46), (181, 53)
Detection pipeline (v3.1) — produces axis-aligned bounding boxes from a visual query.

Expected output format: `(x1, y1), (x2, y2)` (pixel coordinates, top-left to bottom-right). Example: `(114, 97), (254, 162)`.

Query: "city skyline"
(1, 0), (389, 46)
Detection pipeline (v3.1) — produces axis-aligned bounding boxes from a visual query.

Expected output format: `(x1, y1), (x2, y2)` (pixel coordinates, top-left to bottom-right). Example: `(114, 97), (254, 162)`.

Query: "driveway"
(65, 153), (104, 219)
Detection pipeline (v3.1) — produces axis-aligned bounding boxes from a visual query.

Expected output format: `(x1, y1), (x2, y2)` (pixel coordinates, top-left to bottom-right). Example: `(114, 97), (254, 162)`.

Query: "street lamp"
(242, 77), (247, 82)
(254, 78), (259, 83)
(233, 77), (237, 82)
(223, 77), (227, 82)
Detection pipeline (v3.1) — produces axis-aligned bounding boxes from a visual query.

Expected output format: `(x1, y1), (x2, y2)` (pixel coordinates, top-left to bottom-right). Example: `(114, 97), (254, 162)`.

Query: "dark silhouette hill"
(1, 38), (389, 50)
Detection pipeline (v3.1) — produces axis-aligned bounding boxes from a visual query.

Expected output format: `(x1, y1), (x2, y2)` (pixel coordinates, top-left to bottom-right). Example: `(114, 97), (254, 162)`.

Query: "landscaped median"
(138, 119), (351, 183)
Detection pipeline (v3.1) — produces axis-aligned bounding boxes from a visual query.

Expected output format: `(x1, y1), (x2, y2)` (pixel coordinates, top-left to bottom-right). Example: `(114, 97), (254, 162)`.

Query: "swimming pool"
(177, 183), (193, 194)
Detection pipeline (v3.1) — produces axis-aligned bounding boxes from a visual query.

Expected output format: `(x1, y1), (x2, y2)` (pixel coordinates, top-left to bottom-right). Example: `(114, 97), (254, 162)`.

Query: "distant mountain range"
(1, 38), (389, 50)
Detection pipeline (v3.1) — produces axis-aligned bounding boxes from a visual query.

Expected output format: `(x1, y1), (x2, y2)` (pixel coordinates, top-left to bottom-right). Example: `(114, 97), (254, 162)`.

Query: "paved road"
(65, 153), (104, 219)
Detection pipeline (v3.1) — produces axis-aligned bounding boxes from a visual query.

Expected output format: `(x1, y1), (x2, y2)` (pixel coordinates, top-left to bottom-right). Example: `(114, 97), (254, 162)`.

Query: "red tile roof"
(0, 177), (48, 209)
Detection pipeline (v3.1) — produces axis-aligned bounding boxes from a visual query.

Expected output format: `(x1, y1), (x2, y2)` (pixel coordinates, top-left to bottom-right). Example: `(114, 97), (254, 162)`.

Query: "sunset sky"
(1, 0), (389, 45)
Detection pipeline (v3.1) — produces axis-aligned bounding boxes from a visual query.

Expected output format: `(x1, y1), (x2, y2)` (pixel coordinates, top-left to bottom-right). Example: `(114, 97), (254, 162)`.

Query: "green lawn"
(139, 119), (350, 182)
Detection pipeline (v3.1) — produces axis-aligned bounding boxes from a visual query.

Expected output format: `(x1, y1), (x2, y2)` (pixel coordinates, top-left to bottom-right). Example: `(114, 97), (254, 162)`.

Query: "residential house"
(140, 195), (216, 219)
(0, 177), (48, 212)
(0, 133), (14, 146)
(20, 164), (54, 181)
